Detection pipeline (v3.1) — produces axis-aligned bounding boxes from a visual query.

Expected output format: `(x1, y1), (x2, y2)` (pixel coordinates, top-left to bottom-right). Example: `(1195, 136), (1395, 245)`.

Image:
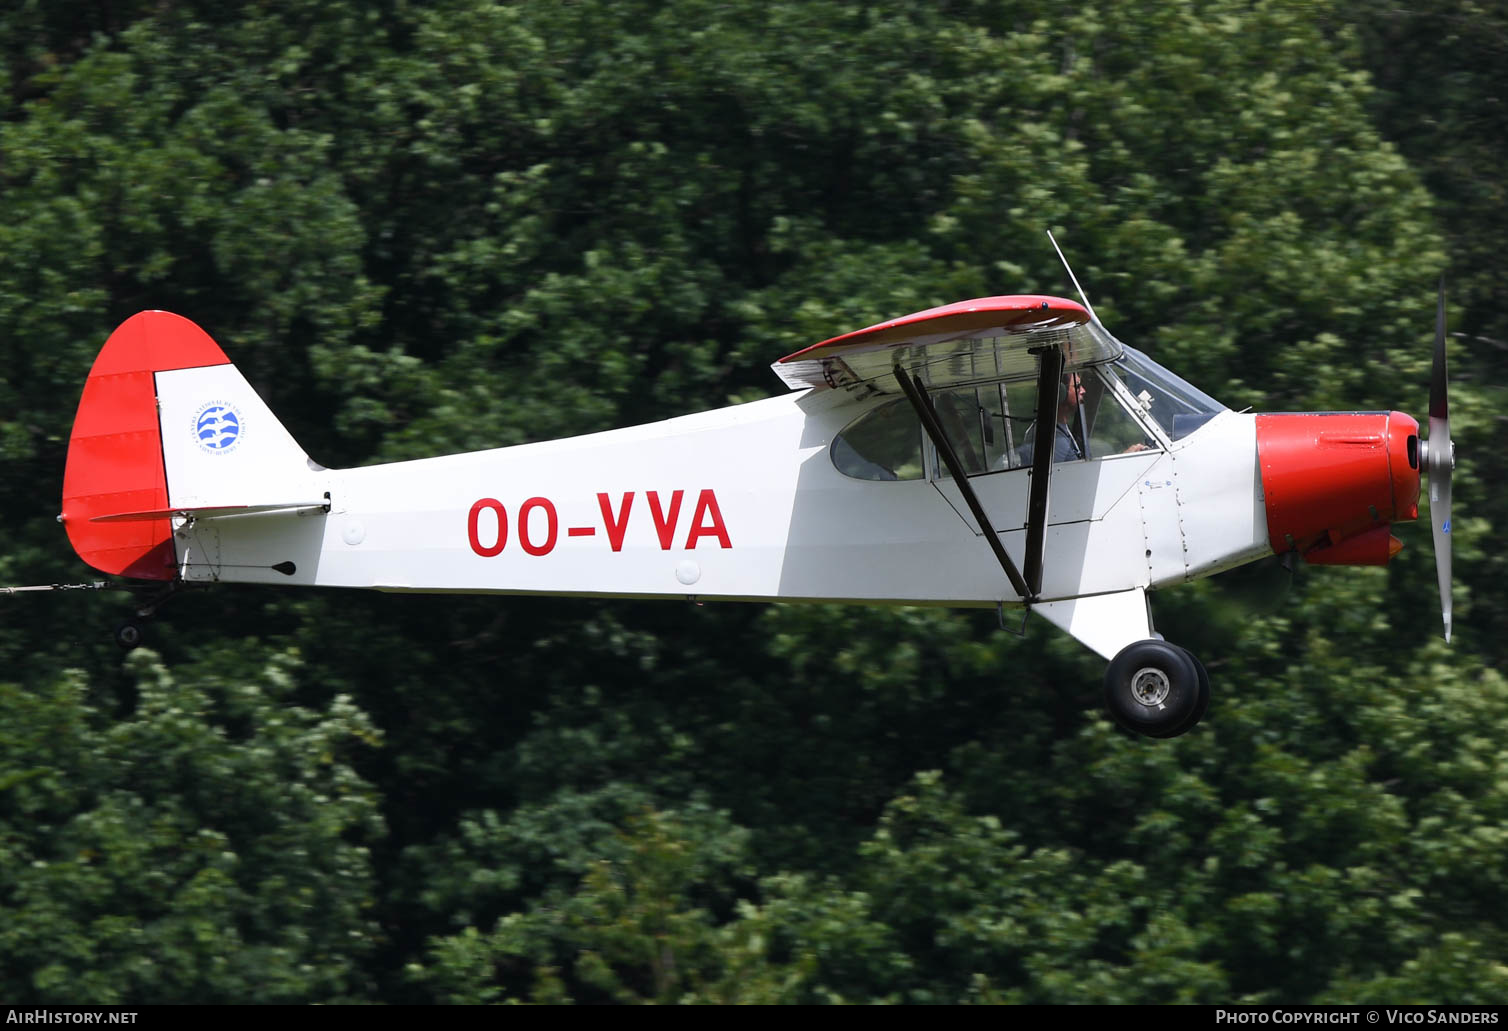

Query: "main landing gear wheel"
(1103, 639), (1207, 738)
(1159, 645), (1210, 739)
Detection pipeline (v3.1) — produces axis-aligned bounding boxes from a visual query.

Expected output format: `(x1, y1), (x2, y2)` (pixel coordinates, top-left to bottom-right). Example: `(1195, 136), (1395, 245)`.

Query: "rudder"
(61, 312), (318, 579)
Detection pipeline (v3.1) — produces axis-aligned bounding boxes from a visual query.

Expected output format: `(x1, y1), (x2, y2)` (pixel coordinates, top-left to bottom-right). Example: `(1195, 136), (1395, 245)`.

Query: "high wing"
(772, 295), (1122, 394)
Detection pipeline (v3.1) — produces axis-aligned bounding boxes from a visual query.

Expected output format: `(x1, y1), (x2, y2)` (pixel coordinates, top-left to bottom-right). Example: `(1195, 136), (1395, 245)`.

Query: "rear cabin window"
(830, 399), (924, 481)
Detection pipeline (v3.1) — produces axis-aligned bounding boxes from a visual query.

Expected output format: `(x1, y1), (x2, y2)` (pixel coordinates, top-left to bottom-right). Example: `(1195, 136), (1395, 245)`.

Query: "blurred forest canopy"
(1, 0), (1506, 1004)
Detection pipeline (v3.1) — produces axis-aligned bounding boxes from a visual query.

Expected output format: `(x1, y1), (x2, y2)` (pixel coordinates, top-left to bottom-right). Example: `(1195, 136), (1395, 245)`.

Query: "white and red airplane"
(50, 273), (1455, 738)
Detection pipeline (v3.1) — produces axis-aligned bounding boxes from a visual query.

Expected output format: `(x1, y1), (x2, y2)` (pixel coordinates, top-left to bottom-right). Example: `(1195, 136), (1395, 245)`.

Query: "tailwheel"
(114, 619), (145, 651)
(1103, 639), (1206, 738)
(110, 578), (192, 651)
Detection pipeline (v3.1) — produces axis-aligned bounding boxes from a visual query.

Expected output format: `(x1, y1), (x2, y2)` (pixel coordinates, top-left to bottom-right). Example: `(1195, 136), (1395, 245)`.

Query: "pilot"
(1014, 373), (1089, 465)
(1013, 372), (1151, 466)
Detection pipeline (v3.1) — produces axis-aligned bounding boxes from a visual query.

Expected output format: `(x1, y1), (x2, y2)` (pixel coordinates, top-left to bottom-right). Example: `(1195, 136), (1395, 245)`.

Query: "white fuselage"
(170, 378), (1271, 609)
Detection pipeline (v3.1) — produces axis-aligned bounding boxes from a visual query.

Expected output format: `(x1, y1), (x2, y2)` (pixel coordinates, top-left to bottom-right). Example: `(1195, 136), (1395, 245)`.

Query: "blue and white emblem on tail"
(193, 401), (244, 454)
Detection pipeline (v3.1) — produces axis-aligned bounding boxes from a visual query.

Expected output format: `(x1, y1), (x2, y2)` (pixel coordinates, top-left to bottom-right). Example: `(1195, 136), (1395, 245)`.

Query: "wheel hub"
(1129, 666), (1171, 707)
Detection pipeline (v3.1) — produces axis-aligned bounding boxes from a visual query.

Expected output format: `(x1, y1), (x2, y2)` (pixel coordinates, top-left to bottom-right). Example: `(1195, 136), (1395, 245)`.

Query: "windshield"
(1103, 347), (1226, 441)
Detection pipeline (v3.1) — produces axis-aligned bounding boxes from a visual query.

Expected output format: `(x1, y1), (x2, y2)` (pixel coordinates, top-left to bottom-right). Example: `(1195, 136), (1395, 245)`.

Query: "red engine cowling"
(1255, 411), (1420, 566)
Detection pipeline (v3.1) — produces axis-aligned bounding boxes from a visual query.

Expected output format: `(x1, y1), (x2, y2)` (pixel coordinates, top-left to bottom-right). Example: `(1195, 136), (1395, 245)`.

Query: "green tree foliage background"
(1, 0), (1504, 1003)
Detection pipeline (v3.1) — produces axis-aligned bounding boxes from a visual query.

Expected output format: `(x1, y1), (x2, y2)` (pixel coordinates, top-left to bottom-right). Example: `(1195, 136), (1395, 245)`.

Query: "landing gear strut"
(1104, 639), (1209, 738)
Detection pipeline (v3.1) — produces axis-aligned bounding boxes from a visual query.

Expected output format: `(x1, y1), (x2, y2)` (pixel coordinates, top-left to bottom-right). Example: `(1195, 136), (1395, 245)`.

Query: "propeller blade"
(1431, 277), (1449, 424)
(1427, 277), (1453, 642)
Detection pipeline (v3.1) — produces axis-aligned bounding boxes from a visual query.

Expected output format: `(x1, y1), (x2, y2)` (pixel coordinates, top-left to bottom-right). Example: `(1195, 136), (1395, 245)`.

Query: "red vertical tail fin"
(61, 312), (230, 579)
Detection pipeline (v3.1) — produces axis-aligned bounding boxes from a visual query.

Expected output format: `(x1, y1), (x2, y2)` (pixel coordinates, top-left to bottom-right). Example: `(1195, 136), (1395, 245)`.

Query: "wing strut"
(1023, 345), (1063, 596)
(892, 363), (1032, 602)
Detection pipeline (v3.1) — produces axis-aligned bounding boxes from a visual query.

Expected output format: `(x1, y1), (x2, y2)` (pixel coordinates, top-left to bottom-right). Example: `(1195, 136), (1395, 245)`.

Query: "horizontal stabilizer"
(91, 500), (330, 523)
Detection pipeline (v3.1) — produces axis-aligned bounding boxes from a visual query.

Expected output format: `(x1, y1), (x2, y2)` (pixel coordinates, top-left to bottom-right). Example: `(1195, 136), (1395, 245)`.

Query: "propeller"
(1421, 278), (1455, 642)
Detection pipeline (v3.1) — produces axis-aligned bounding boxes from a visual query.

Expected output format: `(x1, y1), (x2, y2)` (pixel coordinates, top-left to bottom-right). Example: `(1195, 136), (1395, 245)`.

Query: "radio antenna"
(1047, 230), (1100, 325)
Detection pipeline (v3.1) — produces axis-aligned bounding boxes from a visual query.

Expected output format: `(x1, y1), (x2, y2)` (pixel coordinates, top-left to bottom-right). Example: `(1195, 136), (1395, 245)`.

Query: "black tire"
(1103, 639), (1202, 738)
(114, 619), (144, 651)
(1185, 648), (1211, 725)
(1145, 646), (1210, 739)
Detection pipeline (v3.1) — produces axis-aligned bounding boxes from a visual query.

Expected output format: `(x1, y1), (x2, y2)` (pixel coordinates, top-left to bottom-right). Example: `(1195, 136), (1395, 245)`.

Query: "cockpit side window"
(931, 385), (1015, 476)
(831, 360), (1172, 482)
(1082, 371), (1157, 456)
